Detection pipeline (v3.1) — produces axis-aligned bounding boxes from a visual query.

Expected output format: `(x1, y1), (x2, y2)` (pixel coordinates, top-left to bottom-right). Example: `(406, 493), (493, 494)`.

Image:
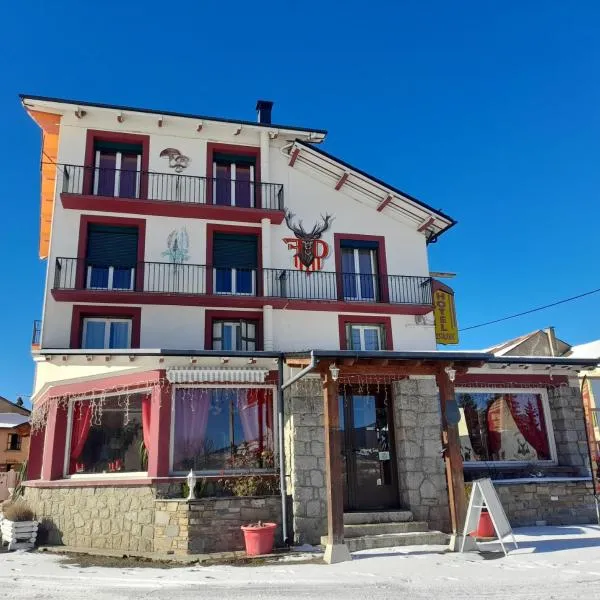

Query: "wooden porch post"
(437, 368), (472, 551)
(323, 372), (351, 563)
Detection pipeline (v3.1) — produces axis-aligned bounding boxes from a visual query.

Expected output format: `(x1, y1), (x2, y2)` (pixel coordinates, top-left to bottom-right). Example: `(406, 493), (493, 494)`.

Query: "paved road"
(2, 528), (600, 599)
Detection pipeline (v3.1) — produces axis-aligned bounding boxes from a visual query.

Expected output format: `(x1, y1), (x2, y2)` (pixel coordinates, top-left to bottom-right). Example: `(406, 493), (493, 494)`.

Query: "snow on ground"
(2, 526), (600, 599)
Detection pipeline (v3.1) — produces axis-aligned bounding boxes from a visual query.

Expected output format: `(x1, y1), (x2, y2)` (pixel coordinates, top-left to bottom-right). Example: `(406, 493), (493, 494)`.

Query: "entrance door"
(339, 386), (399, 510)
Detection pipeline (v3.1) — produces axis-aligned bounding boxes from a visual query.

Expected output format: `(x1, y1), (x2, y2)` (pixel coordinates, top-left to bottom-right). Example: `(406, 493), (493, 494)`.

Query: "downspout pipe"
(277, 356), (288, 545)
(281, 350), (318, 391)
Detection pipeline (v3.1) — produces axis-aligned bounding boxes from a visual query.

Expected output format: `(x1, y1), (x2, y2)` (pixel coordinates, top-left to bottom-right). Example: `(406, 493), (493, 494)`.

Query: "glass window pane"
(234, 164), (252, 207)
(84, 321), (106, 349)
(112, 267), (133, 290)
(88, 266), (109, 289)
(222, 324), (234, 350)
(96, 152), (116, 196)
(173, 388), (274, 472)
(350, 327), (362, 350)
(358, 250), (376, 300)
(215, 268), (233, 293)
(109, 322), (130, 349)
(236, 269), (253, 294)
(456, 392), (551, 462)
(70, 395), (144, 474)
(363, 327), (381, 350)
(214, 163), (231, 205)
(119, 154), (139, 198)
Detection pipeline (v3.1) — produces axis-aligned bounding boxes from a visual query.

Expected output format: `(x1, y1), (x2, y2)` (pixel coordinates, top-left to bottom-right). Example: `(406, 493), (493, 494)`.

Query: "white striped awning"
(166, 367), (269, 384)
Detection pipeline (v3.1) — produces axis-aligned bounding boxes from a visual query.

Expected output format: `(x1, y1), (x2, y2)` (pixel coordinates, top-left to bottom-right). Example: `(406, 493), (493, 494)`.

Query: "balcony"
(51, 258), (433, 314)
(58, 164), (285, 223)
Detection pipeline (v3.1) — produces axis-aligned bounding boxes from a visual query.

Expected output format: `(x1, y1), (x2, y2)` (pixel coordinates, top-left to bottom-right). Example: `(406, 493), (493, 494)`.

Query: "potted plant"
(241, 520), (277, 556)
(0, 500), (38, 551)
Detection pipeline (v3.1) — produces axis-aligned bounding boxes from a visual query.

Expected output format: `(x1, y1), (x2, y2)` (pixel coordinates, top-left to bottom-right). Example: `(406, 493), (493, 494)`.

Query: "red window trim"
(83, 129), (150, 198)
(70, 305), (142, 349)
(205, 309), (263, 350)
(76, 215), (146, 291)
(338, 315), (393, 350)
(334, 233), (389, 302)
(205, 223), (262, 295)
(206, 143), (262, 208)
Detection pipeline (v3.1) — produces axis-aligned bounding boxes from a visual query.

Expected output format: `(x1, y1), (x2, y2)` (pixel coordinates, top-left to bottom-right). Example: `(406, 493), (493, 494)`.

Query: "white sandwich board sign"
(461, 478), (518, 556)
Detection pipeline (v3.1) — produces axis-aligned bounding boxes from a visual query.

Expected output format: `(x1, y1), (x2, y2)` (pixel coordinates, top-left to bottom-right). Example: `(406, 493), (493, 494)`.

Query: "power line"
(460, 286), (600, 332)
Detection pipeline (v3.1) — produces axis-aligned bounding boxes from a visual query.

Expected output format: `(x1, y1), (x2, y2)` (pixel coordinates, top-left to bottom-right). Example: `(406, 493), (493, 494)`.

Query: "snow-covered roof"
(569, 340), (600, 360)
(0, 413), (30, 429)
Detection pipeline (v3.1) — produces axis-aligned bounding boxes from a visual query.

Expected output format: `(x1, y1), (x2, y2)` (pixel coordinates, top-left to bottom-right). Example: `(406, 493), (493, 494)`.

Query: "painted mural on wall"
(159, 148), (190, 173)
(283, 209), (333, 272)
(162, 228), (190, 263)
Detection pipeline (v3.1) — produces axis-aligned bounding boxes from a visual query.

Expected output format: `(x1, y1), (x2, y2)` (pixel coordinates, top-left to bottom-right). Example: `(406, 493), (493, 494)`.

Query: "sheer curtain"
(173, 389), (210, 469)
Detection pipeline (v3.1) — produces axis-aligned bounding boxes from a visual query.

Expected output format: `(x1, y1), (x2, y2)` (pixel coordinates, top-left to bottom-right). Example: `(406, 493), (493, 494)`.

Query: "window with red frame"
(212, 153), (256, 208)
(92, 140), (143, 199)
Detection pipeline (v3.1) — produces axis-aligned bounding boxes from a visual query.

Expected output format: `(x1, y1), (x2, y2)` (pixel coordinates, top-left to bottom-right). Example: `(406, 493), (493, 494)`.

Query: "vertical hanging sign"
(433, 280), (459, 345)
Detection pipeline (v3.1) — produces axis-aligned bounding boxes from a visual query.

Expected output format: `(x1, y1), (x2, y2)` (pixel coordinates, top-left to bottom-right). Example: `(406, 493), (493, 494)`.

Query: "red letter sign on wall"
(282, 210), (333, 272)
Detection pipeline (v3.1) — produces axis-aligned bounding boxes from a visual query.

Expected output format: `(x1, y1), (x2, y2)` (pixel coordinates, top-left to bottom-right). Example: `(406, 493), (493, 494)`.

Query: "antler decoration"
(284, 209), (333, 239)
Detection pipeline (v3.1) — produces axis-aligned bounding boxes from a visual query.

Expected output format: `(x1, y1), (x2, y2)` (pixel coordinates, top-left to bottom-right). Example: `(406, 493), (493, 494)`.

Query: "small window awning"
(166, 367), (269, 384)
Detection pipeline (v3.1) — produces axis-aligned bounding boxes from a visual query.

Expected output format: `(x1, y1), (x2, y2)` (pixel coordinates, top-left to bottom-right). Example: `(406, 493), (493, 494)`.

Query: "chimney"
(256, 100), (273, 125)
(546, 327), (557, 357)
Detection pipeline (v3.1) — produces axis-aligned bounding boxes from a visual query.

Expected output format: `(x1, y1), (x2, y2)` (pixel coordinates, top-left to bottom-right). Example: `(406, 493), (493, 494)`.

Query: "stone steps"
(344, 521), (429, 538)
(345, 531), (449, 552)
(320, 511), (448, 552)
(343, 511), (413, 525)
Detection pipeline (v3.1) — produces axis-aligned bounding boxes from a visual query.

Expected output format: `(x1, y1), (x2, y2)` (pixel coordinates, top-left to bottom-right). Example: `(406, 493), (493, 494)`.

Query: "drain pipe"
(278, 351), (318, 546)
(277, 357), (289, 545)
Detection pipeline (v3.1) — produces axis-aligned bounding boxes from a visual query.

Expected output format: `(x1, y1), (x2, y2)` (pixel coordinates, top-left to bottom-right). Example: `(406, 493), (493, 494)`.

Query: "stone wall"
(496, 480), (597, 526)
(392, 378), (450, 532)
(23, 485), (156, 551)
(154, 496), (282, 554)
(548, 386), (591, 473)
(284, 379), (327, 545)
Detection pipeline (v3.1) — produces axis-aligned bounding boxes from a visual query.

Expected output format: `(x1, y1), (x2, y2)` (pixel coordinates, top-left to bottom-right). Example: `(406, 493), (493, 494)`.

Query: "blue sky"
(2, 1), (599, 404)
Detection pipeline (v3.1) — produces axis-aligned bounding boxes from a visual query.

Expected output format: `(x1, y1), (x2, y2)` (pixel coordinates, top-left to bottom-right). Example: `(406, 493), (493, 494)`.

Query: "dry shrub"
(1, 500), (34, 522)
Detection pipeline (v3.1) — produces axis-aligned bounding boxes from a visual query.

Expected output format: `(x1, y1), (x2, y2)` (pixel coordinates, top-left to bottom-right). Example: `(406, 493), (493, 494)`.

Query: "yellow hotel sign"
(433, 282), (459, 345)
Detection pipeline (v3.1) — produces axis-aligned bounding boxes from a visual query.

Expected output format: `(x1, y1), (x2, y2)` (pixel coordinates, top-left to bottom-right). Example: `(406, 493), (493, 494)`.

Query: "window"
(213, 320), (258, 351)
(346, 324), (384, 350)
(172, 387), (274, 472)
(7, 434), (21, 451)
(213, 153), (256, 207)
(82, 318), (132, 349)
(93, 140), (142, 198)
(456, 390), (553, 463)
(68, 394), (148, 475)
(212, 232), (258, 295)
(340, 240), (379, 301)
(85, 224), (139, 291)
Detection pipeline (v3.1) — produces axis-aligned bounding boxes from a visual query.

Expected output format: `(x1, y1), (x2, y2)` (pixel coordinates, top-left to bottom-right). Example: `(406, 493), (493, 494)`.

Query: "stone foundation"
(154, 496), (282, 554)
(496, 480), (597, 527)
(23, 484), (281, 554)
(23, 485), (157, 551)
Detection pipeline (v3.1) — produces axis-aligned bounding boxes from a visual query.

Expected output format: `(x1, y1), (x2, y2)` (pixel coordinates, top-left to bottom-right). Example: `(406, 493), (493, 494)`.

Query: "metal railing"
(53, 257), (433, 306)
(59, 164), (284, 210)
(31, 320), (41, 346)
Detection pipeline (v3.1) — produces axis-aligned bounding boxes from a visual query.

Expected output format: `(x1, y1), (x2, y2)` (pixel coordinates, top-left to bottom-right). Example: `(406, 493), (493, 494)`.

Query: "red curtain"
(506, 394), (550, 459)
(142, 395), (152, 451)
(69, 402), (92, 473)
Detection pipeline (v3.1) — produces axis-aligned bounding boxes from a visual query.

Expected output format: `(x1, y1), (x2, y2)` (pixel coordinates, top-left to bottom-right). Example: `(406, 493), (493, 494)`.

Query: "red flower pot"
(241, 522), (277, 556)
(475, 510), (495, 538)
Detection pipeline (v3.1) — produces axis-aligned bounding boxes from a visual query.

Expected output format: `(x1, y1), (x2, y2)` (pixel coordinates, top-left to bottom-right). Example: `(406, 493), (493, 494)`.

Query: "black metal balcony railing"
(59, 164), (284, 211)
(32, 320), (41, 346)
(53, 258), (433, 306)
